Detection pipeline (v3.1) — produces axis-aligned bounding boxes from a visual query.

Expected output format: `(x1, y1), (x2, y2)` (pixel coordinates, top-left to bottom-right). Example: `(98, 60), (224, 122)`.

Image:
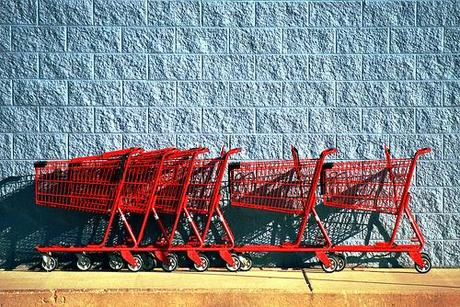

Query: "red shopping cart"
(165, 147), (241, 272)
(114, 147), (241, 273)
(321, 147), (432, 273)
(228, 147), (338, 272)
(34, 147), (176, 271)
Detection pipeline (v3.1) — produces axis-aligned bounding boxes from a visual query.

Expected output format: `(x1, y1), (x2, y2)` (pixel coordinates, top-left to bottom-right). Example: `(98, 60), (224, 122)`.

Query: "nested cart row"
(34, 145), (432, 274)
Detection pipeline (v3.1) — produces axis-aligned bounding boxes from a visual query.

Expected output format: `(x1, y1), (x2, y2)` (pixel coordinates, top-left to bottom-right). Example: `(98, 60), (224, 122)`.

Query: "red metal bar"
(293, 148), (337, 246)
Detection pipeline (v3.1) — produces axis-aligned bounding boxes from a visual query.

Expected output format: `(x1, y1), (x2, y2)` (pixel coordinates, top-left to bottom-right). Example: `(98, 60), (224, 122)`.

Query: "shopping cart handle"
(320, 148), (338, 157)
(416, 147), (432, 156)
(226, 148), (242, 156)
(101, 147), (143, 158)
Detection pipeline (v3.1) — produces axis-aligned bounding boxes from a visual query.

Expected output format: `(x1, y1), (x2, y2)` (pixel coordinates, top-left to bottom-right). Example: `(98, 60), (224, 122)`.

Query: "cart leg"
(154, 251), (168, 264)
(408, 251), (424, 267)
(186, 250), (203, 266)
(315, 252), (331, 267)
(120, 250), (137, 266)
(219, 250), (235, 266)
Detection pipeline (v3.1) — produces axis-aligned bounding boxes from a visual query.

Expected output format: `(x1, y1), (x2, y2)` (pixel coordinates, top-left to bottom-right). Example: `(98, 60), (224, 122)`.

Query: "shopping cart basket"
(35, 148), (143, 214)
(321, 147), (432, 273)
(34, 147), (176, 271)
(163, 147), (242, 272)
(228, 147), (338, 272)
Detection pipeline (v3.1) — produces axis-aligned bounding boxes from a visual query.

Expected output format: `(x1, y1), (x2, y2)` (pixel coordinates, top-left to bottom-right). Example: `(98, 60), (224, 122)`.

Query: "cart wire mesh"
(228, 159), (318, 215)
(321, 158), (413, 215)
(35, 154), (130, 214)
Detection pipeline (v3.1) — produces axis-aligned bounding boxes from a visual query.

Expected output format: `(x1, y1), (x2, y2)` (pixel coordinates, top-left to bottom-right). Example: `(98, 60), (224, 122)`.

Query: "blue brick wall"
(0, 0), (459, 267)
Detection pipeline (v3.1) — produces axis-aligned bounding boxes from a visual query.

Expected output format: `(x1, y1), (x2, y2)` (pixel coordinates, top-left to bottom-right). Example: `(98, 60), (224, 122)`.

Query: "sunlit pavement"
(0, 268), (459, 306)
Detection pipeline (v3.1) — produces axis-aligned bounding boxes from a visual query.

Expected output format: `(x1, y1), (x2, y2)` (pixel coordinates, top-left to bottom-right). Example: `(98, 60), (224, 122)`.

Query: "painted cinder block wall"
(0, 0), (459, 268)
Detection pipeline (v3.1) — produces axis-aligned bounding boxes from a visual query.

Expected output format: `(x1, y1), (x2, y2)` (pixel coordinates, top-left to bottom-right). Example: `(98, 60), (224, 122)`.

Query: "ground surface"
(0, 268), (459, 306)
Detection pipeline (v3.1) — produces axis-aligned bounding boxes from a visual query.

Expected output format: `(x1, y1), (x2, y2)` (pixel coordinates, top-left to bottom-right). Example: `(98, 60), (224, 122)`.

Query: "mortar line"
(3, 24), (460, 30)
(253, 1), (256, 26)
(66, 133), (69, 159)
(199, 0), (203, 27)
(301, 269), (313, 292)
(441, 26), (445, 54)
(9, 26), (12, 52)
(66, 80), (69, 105)
(10, 80), (13, 105)
(4, 78), (460, 83)
(145, 0), (148, 25)
(10, 132), (14, 160)
(92, 0), (95, 25)
(333, 29), (337, 54)
(4, 51), (460, 56)
(145, 54), (149, 80)
(36, 0), (39, 25)
(119, 27), (122, 53)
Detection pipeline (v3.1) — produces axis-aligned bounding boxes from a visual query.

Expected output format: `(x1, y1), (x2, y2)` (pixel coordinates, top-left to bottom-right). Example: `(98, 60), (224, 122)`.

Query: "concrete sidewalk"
(0, 268), (459, 306)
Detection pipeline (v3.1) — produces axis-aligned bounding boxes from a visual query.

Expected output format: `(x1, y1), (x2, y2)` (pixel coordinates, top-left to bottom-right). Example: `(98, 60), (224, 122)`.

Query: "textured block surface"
(363, 1), (415, 26)
(95, 54), (146, 80)
(40, 107), (94, 132)
(94, 0), (146, 26)
(95, 108), (147, 132)
(39, 0), (92, 25)
(69, 81), (122, 106)
(178, 28), (227, 54)
(68, 27), (120, 52)
(0, 0), (459, 268)
(256, 2), (308, 27)
(337, 28), (388, 54)
(149, 55), (200, 80)
(12, 26), (65, 52)
(40, 54), (92, 79)
(14, 80), (67, 106)
(148, 1), (200, 26)
(122, 28), (173, 53)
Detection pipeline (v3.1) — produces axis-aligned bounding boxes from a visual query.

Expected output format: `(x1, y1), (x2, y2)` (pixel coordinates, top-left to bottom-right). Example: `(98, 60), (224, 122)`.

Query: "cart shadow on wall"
(0, 175), (119, 270)
(0, 174), (405, 270)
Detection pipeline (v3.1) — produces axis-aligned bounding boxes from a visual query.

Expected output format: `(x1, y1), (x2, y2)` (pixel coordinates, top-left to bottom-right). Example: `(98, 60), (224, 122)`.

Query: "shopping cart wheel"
(108, 253), (124, 271)
(142, 253), (157, 271)
(193, 254), (210, 272)
(41, 255), (58, 272)
(320, 256), (337, 273)
(238, 254), (253, 271)
(76, 254), (92, 271)
(162, 254), (179, 272)
(225, 254), (241, 272)
(127, 254), (144, 272)
(333, 254), (346, 272)
(414, 253), (432, 274)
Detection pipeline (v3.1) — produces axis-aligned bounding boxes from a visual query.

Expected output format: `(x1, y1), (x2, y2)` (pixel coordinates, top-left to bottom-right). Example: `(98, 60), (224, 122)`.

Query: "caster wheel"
(321, 256), (338, 273)
(225, 254), (241, 272)
(193, 254), (210, 272)
(76, 254), (92, 271)
(333, 254), (346, 272)
(127, 254), (144, 272)
(108, 253), (124, 271)
(162, 254), (179, 272)
(415, 253), (432, 274)
(41, 255), (58, 272)
(238, 254), (253, 271)
(142, 253), (157, 271)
